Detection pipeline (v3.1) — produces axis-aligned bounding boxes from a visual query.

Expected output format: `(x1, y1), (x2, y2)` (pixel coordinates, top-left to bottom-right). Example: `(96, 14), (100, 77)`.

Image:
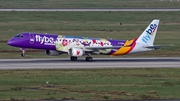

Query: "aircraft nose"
(7, 40), (12, 45)
(7, 39), (14, 46)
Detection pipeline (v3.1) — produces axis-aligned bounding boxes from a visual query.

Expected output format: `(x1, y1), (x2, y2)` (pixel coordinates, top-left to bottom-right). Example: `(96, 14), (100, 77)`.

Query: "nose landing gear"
(20, 48), (26, 57)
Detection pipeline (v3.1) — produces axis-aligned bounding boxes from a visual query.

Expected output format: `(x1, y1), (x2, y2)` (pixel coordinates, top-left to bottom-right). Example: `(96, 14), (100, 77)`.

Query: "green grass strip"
(0, 68), (179, 100)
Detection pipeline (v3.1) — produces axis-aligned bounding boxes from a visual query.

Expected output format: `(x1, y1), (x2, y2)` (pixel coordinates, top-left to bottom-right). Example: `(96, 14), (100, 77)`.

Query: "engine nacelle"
(68, 48), (84, 57)
(46, 50), (61, 56)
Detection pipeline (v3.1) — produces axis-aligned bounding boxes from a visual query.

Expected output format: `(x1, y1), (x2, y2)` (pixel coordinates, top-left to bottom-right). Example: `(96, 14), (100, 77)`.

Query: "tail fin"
(136, 19), (160, 45)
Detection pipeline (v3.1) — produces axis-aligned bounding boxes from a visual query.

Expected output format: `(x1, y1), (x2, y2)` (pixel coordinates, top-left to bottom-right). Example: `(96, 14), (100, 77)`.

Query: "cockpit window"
(20, 35), (23, 38)
(15, 34), (24, 38)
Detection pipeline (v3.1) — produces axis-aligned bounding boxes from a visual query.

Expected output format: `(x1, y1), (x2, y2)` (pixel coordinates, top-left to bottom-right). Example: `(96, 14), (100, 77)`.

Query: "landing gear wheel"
(21, 53), (25, 57)
(70, 56), (77, 61)
(85, 57), (93, 62)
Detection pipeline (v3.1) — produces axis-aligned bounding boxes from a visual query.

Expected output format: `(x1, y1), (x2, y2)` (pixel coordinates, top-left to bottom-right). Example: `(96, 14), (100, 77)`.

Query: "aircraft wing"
(144, 44), (174, 49)
(85, 46), (122, 50)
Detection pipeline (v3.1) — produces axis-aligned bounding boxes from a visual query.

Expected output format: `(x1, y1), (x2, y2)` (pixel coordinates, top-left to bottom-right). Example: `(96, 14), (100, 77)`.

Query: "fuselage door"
(29, 33), (34, 44)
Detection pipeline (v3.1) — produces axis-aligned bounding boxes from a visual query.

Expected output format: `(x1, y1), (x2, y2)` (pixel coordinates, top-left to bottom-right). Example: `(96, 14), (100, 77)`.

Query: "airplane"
(7, 19), (166, 61)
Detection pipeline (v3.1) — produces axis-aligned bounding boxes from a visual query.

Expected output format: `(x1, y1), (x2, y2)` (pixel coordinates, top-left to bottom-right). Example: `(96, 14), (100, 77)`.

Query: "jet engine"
(68, 48), (84, 57)
(46, 50), (62, 56)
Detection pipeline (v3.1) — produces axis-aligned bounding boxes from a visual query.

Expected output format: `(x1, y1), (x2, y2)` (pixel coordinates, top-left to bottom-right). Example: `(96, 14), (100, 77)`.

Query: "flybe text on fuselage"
(35, 35), (55, 45)
(142, 24), (157, 43)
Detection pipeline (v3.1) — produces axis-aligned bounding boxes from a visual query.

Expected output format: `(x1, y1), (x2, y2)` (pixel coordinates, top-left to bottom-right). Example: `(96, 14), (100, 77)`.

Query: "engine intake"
(68, 48), (84, 57)
(46, 50), (61, 56)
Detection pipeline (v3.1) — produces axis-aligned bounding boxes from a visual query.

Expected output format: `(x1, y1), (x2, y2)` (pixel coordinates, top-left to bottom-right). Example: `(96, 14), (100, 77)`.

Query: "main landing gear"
(70, 56), (77, 61)
(86, 54), (93, 62)
(85, 57), (93, 62)
(70, 56), (93, 62)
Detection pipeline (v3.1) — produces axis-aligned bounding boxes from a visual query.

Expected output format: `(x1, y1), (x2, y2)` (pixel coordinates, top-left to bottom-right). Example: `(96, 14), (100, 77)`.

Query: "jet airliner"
(7, 19), (165, 61)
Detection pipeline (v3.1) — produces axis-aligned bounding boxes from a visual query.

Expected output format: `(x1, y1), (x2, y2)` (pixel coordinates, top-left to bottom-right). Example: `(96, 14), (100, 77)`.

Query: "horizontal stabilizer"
(144, 44), (174, 49)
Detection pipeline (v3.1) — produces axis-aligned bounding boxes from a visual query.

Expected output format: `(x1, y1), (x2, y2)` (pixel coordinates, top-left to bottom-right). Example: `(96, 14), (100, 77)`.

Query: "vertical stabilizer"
(136, 19), (160, 45)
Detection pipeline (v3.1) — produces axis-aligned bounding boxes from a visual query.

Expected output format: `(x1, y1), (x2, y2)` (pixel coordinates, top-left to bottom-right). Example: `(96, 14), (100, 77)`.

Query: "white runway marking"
(0, 8), (180, 12)
(0, 57), (180, 70)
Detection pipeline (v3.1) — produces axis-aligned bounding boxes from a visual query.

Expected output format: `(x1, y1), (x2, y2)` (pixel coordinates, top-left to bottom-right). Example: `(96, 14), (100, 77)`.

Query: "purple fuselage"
(7, 32), (126, 55)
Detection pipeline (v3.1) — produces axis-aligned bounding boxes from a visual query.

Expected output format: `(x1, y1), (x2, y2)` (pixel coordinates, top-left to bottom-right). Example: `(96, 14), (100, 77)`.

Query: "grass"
(0, 11), (180, 58)
(0, 3), (179, 101)
(0, 0), (180, 8)
(0, 68), (179, 100)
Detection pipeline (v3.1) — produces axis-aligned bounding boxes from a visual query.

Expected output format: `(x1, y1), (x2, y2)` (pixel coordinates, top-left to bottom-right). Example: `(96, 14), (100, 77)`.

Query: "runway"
(0, 57), (180, 70)
(0, 8), (180, 11)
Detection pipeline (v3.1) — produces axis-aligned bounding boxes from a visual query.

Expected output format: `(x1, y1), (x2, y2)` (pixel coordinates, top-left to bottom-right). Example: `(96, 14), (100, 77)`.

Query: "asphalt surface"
(0, 57), (180, 70)
(0, 8), (180, 11)
(24, 100), (180, 101)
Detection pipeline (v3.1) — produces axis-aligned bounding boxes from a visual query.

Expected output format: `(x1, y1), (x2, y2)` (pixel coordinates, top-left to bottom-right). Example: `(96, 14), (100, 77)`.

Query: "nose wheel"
(70, 56), (77, 61)
(21, 53), (25, 57)
(20, 48), (25, 57)
(85, 57), (93, 62)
